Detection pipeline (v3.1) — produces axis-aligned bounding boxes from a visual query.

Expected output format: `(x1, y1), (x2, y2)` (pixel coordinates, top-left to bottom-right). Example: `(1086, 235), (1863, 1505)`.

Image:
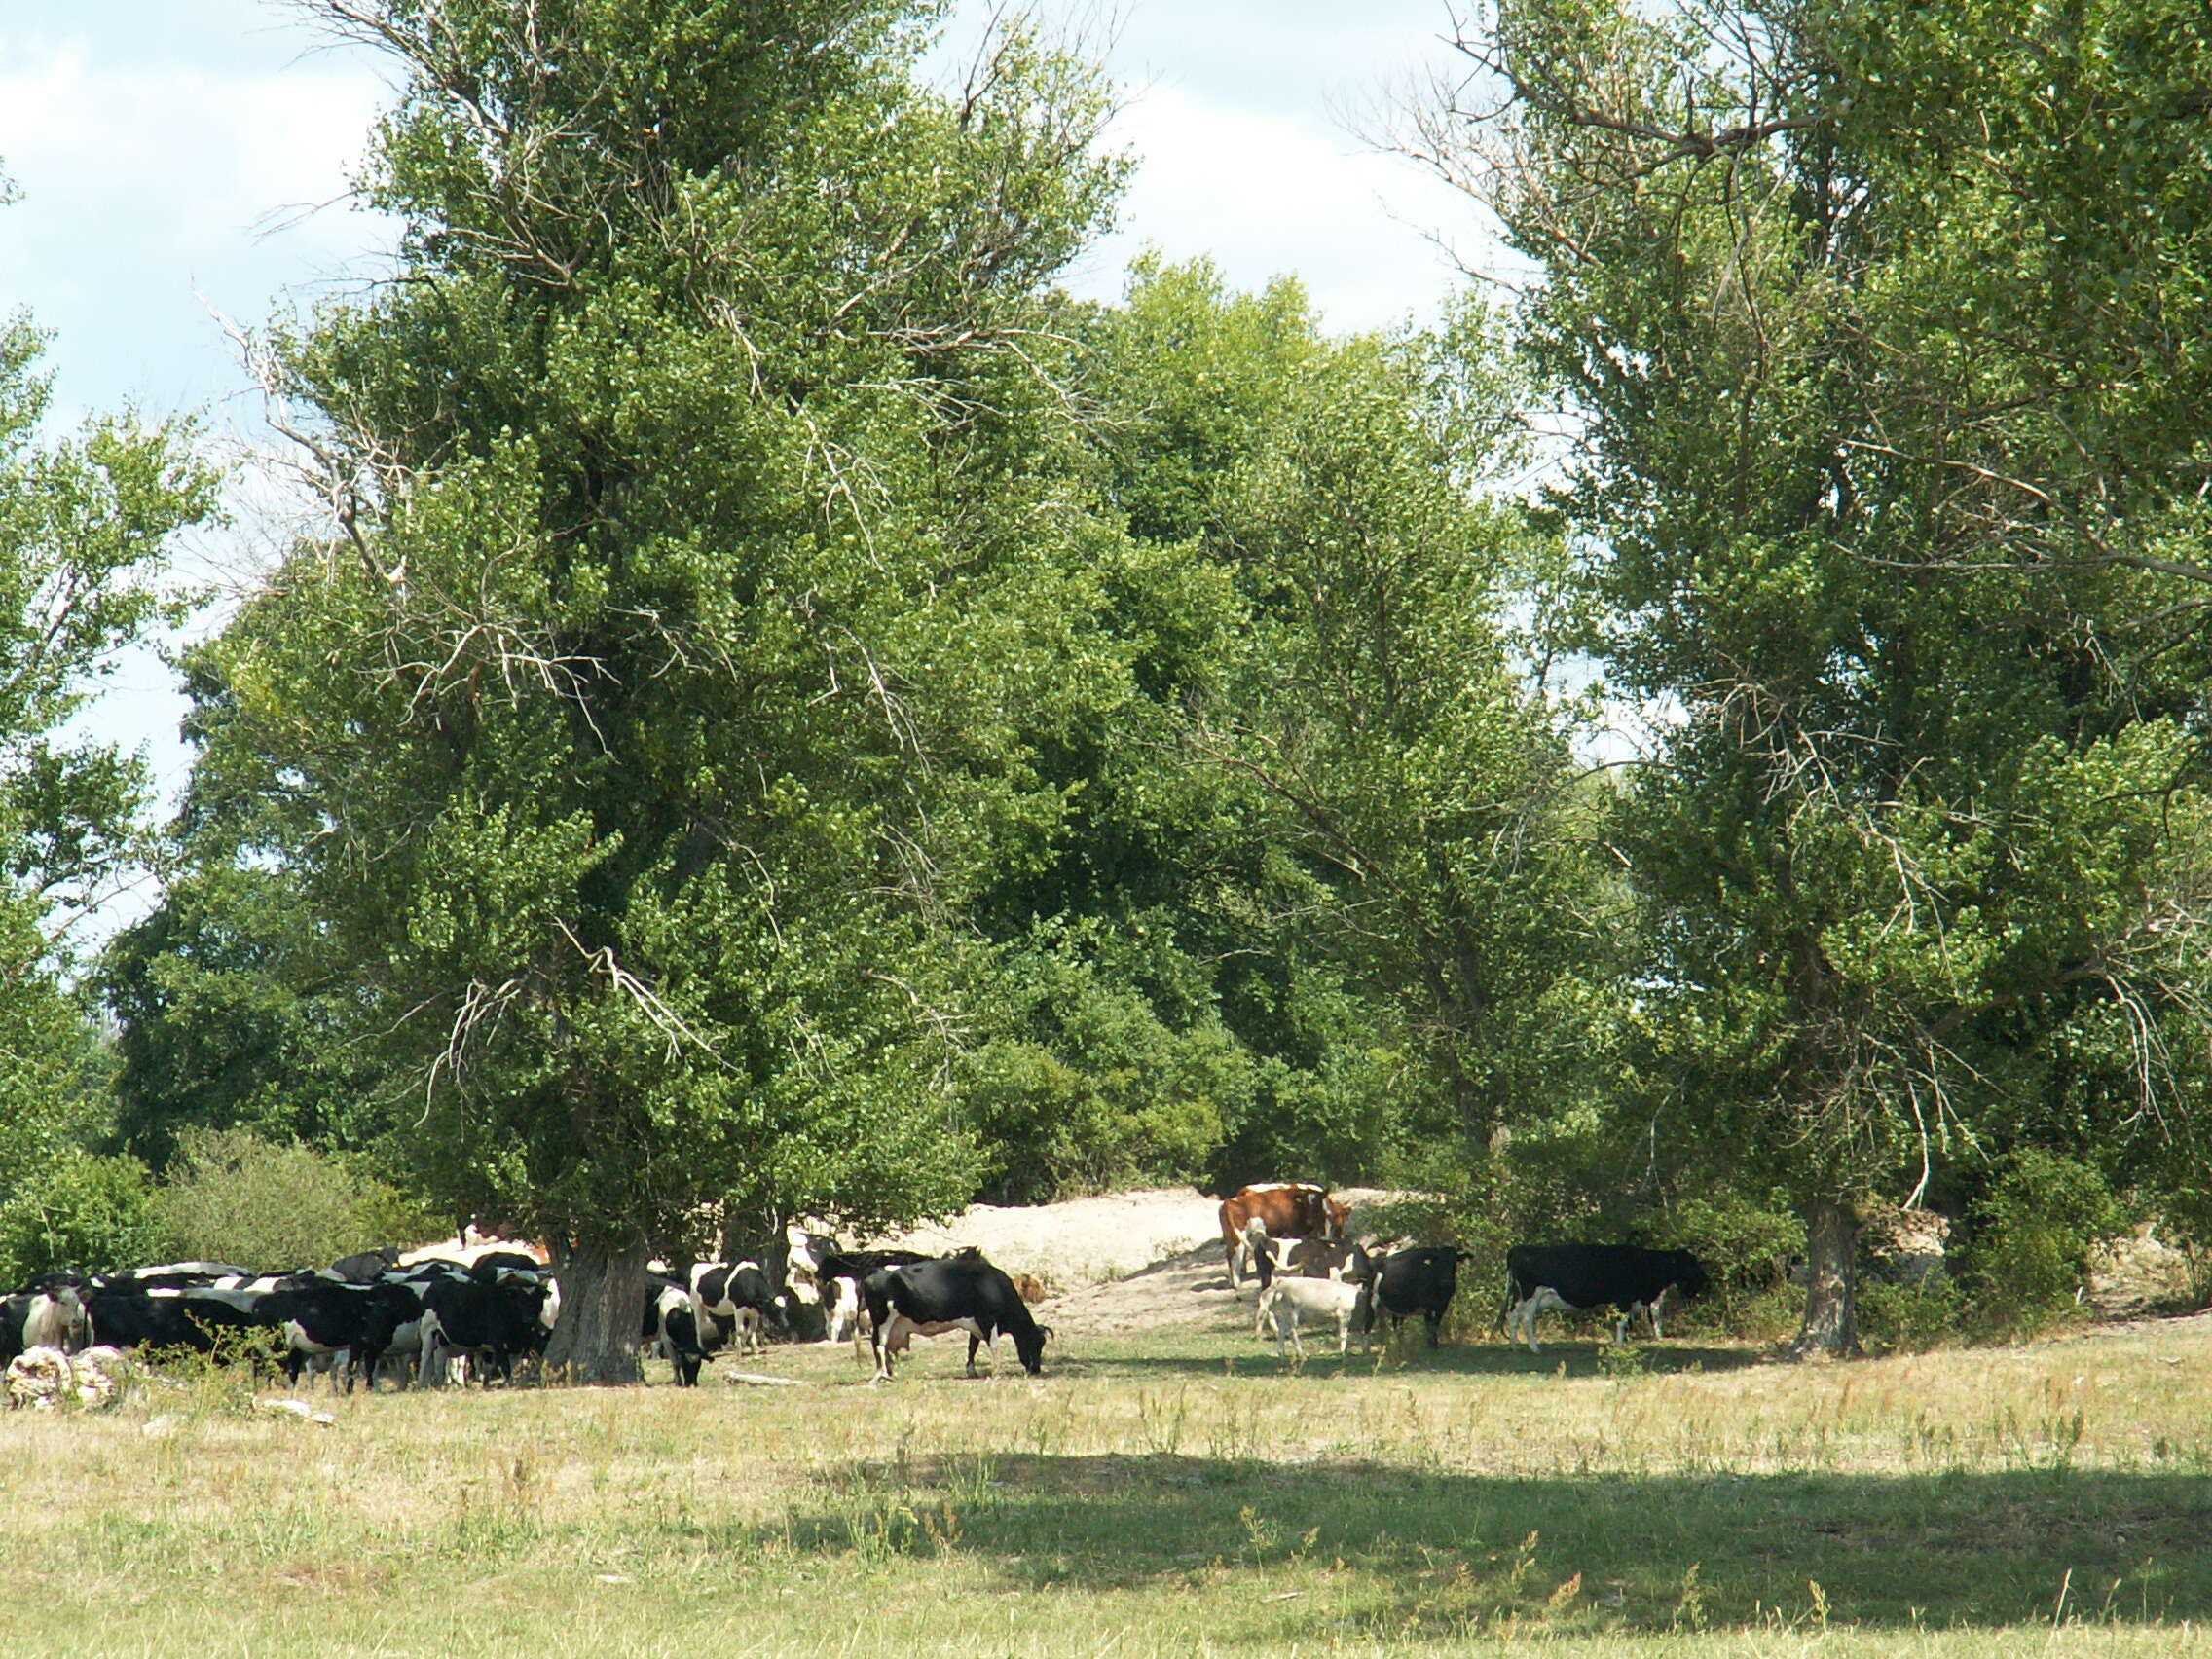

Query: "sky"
(0, 0), (1496, 934)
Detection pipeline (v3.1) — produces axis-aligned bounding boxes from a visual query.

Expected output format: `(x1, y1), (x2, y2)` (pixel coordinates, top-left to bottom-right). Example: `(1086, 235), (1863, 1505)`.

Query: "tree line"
(3, 0), (2206, 1375)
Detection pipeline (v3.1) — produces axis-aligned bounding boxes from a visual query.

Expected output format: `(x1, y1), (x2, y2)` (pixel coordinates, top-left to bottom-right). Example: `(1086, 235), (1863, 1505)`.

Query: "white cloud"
(1076, 82), (1480, 333)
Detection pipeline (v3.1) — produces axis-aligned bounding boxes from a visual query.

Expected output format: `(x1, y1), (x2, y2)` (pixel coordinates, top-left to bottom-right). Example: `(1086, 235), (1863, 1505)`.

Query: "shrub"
(0, 1150), (164, 1284)
(152, 1127), (437, 1271)
(1956, 1149), (2124, 1330)
(1857, 1272), (1966, 1354)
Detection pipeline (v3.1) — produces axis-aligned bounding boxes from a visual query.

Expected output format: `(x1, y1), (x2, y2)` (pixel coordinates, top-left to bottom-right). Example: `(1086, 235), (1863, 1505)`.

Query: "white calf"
(1257, 1277), (1370, 1358)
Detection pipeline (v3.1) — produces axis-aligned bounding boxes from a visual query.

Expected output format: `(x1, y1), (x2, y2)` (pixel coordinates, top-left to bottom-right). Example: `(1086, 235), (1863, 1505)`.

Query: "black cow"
(1364, 1246), (1471, 1348)
(1500, 1244), (1710, 1352)
(862, 1258), (1049, 1382)
(82, 1283), (273, 1354)
(421, 1274), (552, 1384)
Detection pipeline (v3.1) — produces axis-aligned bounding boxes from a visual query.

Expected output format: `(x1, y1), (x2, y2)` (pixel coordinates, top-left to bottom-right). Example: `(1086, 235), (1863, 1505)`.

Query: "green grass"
(4, 1319), (2210, 1655)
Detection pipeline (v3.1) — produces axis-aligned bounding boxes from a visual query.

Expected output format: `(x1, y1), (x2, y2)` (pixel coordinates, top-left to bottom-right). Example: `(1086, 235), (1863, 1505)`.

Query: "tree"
(1065, 260), (1629, 1188)
(178, 0), (1131, 1379)
(0, 165), (217, 1228)
(1406, 0), (2212, 1351)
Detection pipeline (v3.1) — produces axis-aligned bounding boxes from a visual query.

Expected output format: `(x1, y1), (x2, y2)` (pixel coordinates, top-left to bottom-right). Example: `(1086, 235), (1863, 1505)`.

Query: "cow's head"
(1674, 1252), (1712, 1301)
(1014, 1322), (1051, 1376)
(1323, 1197), (1351, 1239)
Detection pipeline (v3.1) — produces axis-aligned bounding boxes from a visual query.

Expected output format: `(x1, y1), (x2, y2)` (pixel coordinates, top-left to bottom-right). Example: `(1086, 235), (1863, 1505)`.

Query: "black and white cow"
(862, 1258), (1049, 1382)
(816, 1248), (940, 1351)
(256, 1278), (424, 1390)
(645, 1276), (713, 1385)
(420, 1272), (553, 1385)
(1366, 1246), (1471, 1348)
(1500, 1244), (1710, 1352)
(690, 1261), (787, 1358)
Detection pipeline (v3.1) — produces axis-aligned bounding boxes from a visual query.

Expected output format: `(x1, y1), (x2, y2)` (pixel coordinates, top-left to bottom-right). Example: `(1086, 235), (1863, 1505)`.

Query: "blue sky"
(0, 0), (1492, 932)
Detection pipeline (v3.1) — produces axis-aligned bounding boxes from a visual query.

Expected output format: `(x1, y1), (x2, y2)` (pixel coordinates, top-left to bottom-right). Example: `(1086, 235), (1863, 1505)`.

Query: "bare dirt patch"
(874, 1187), (1408, 1337)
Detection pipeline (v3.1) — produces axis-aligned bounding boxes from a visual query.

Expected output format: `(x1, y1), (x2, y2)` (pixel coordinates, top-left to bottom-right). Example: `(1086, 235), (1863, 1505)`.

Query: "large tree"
(0, 166), (216, 1223)
(1060, 260), (1629, 1188)
(1408, 0), (2212, 1350)
(182, 0), (1131, 1379)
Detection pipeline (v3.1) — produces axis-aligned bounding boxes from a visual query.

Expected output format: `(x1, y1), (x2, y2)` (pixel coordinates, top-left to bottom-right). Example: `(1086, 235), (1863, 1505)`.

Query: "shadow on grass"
(776, 1452), (2212, 1635)
(1055, 1341), (1761, 1381)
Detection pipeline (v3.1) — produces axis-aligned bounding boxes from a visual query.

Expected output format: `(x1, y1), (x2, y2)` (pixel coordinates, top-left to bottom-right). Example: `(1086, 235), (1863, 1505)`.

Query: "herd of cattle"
(0, 1182), (1713, 1394)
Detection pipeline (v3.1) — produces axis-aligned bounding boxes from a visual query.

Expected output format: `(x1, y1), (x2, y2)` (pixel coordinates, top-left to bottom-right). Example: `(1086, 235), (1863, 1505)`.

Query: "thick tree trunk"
(1789, 1197), (1861, 1359)
(543, 1235), (649, 1384)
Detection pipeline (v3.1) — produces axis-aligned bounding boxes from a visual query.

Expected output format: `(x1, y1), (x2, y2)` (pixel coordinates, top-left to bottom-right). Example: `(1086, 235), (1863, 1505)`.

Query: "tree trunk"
(1789, 1197), (1861, 1359)
(543, 1235), (649, 1384)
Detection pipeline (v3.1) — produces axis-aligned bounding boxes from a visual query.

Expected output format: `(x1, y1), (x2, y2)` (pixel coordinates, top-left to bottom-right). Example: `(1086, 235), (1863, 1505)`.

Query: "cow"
(1286, 1237), (1370, 1281)
(816, 1248), (939, 1355)
(862, 1258), (1049, 1382)
(328, 1246), (402, 1283)
(0, 1280), (92, 1362)
(1257, 1275), (1372, 1359)
(645, 1276), (713, 1385)
(690, 1261), (787, 1358)
(256, 1279), (423, 1390)
(1367, 1246), (1471, 1348)
(1218, 1184), (1349, 1289)
(1500, 1244), (1710, 1353)
(420, 1273), (553, 1385)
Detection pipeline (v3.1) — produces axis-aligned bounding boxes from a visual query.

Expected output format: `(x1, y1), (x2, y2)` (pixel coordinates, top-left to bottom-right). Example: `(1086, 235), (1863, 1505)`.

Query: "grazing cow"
(1257, 1275), (1372, 1358)
(645, 1277), (713, 1385)
(862, 1259), (1049, 1382)
(1218, 1184), (1349, 1289)
(1368, 1246), (1471, 1348)
(420, 1274), (552, 1385)
(1500, 1244), (1710, 1353)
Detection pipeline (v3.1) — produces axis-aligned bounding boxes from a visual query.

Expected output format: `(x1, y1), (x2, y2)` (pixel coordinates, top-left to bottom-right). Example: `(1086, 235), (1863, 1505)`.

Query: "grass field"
(5, 1318), (2210, 1656)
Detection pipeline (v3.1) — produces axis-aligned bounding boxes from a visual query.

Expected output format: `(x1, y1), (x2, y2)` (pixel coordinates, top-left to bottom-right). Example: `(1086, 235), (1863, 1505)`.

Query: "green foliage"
(145, 0), (1142, 1271)
(0, 1150), (163, 1282)
(1857, 1273), (1967, 1356)
(0, 197), (216, 1216)
(150, 1128), (435, 1271)
(1417, 0), (2212, 1346)
(1065, 262), (1627, 1189)
(1958, 1150), (2125, 1329)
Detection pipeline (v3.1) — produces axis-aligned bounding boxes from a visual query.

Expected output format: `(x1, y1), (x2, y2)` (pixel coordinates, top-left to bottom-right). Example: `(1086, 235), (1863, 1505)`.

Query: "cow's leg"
(1425, 1309), (1443, 1348)
(1225, 1235), (1241, 1291)
(1509, 1295), (1539, 1354)
(1648, 1288), (1669, 1341)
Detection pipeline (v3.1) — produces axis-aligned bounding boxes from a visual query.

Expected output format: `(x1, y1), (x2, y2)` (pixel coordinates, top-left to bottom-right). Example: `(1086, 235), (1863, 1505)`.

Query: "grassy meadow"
(5, 1318), (2210, 1657)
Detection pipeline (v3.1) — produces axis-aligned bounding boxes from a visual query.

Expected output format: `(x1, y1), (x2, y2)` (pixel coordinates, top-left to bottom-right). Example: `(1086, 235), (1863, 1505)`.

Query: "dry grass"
(3, 1317), (2209, 1655)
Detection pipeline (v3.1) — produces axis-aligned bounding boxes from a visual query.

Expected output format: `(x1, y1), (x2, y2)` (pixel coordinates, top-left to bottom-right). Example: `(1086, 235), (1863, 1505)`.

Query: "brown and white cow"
(1218, 1183), (1350, 1289)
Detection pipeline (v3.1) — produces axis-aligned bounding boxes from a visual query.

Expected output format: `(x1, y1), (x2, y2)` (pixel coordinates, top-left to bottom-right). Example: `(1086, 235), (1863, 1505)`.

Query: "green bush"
(1957, 1149), (2124, 1330)
(0, 1150), (165, 1283)
(1858, 1272), (1966, 1354)
(152, 1127), (438, 1271)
